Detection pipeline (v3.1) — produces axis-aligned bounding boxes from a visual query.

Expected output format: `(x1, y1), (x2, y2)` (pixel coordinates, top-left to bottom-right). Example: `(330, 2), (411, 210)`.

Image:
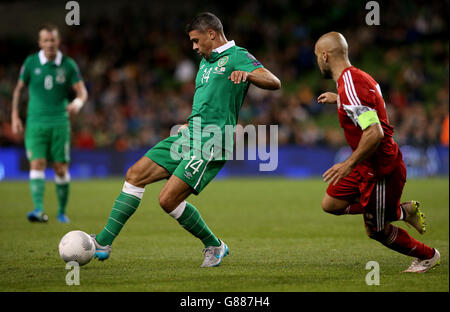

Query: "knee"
(126, 165), (142, 187)
(158, 192), (176, 213)
(31, 159), (46, 171)
(321, 198), (341, 215)
(53, 165), (67, 177)
(321, 200), (333, 214)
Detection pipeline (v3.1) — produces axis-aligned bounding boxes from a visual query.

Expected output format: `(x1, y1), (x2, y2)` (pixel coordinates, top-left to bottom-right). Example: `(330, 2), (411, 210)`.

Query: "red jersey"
(336, 66), (400, 177)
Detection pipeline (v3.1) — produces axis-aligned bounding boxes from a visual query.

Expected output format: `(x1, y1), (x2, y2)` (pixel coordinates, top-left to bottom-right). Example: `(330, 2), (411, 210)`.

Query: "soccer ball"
(58, 230), (95, 266)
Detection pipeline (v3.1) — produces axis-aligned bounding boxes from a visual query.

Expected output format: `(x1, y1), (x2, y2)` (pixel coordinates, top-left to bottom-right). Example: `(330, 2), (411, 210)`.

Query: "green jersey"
(147, 42), (263, 191)
(187, 41), (263, 154)
(19, 50), (82, 125)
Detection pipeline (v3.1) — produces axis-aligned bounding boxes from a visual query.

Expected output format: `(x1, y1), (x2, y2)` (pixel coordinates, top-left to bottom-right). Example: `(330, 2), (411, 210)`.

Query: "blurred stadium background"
(0, 0), (448, 180)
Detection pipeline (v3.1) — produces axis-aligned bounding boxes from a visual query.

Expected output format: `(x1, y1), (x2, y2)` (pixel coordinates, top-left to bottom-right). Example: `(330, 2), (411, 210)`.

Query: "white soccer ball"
(58, 230), (95, 266)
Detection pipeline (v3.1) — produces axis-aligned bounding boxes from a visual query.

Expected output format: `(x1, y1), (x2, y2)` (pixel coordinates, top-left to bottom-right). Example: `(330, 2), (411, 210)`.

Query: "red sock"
(344, 203), (364, 215)
(382, 225), (435, 260)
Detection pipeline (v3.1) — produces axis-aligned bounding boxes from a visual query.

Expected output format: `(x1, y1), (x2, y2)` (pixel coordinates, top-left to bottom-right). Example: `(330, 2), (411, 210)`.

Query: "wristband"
(72, 98), (84, 112)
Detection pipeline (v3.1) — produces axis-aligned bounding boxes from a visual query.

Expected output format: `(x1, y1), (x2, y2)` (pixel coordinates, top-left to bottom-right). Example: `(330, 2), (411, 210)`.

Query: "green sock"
(56, 183), (69, 215)
(96, 191), (141, 246)
(176, 202), (221, 247)
(30, 178), (45, 211)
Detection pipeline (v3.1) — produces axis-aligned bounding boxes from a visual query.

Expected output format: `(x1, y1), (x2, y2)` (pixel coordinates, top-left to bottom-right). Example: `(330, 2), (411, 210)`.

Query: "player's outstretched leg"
(159, 176), (229, 267)
(92, 157), (168, 260)
(400, 200), (426, 234)
(92, 181), (145, 260)
(27, 168), (48, 223)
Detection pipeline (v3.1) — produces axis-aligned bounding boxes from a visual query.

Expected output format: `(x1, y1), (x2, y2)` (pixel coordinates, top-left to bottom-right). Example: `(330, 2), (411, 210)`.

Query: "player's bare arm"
(11, 79), (25, 135)
(228, 67), (281, 90)
(323, 123), (384, 185)
(67, 81), (88, 115)
(317, 92), (337, 104)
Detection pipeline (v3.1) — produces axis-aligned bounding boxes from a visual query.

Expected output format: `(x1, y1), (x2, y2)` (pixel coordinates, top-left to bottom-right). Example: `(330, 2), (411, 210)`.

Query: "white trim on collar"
(212, 40), (235, 54)
(38, 50), (63, 66)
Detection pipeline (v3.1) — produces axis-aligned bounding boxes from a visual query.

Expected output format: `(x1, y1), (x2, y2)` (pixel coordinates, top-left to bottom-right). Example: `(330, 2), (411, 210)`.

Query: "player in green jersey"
(11, 23), (88, 223)
(91, 12), (281, 267)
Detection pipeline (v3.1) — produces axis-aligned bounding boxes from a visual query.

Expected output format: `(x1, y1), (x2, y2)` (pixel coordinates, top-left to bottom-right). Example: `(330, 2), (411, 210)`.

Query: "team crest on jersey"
(34, 68), (41, 75)
(218, 56), (228, 67)
(55, 68), (66, 84)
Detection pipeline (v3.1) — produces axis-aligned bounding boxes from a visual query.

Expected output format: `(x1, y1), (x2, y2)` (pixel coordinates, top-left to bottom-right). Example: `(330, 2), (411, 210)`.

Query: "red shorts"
(327, 160), (407, 232)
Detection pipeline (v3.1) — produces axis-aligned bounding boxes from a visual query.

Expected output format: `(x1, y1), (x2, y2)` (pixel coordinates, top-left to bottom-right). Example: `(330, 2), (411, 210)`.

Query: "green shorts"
(25, 123), (71, 163)
(145, 133), (226, 195)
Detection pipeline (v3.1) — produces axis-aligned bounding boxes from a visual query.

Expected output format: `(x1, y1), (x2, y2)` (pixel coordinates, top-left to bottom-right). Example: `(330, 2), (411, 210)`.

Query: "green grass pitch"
(0, 177), (448, 292)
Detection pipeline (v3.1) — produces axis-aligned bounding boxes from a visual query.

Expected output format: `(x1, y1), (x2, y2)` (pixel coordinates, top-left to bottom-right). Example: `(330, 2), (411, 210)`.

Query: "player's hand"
(228, 71), (248, 84)
(317, 92), (338, 104)
(66, 101), (81, 116)
(322, 161), (353, 185)
(11, 115), (23, 135)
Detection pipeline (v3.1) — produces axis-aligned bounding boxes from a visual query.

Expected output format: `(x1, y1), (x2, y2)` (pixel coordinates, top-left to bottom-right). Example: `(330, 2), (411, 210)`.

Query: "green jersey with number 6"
(19, 50), (82, 126)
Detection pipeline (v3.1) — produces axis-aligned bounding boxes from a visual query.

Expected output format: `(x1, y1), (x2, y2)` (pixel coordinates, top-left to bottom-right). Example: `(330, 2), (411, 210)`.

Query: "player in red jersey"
(314, 32), (440, 273)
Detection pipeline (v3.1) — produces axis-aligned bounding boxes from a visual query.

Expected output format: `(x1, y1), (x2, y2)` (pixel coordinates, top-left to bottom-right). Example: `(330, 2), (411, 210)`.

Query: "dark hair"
(39, 23), (59, 35)
(185, 12), (223, 34)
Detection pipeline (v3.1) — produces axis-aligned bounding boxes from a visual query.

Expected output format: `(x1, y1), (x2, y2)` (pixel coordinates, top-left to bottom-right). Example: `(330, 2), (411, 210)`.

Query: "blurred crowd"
(0, 0), (448, 151)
